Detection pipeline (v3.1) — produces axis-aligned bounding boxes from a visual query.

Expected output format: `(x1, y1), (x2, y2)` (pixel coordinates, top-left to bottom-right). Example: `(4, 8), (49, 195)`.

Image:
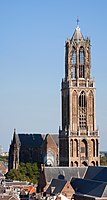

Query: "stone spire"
(13, 128), (20, 145)
(71, 24), (84, 43)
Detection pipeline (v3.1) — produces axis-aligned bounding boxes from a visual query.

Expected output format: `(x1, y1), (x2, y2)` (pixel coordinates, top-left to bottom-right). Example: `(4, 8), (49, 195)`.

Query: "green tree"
(6, 162), (40, 184)
(0, 155), (8, 163)
(100, 155), (107, 166)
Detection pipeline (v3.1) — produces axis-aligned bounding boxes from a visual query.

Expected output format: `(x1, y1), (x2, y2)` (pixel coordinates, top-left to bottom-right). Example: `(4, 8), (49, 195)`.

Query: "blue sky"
(0, 0), (107, 151)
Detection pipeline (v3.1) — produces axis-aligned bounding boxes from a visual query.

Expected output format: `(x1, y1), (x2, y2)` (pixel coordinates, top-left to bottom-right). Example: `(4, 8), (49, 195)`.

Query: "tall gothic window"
(79, 47), (85, 78)
(72, 47), (76, 79)
(91, 139), (95, 157)
(74, 139), (78, 157)
(81, 139), (88, 158)
(96, 139), (98, 157)
(79, 91), (86, 129)
(65, 42), (69, 78)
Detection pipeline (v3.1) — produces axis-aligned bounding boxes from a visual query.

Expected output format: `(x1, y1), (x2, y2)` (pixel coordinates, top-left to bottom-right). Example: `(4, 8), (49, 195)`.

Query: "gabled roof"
(71, 26), (84, 43)
(18, 134), (44, 147)
(51, 134), (59, 146)
(84, 166), (107, 182)
(44, 167), (87, 182)
(46, 178), (67, 195)
(70, 166), (107, 199)
(71, 177), (107, 198)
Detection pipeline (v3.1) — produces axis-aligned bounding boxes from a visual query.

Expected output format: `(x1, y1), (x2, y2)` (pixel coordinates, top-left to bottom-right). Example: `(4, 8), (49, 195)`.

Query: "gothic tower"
(59, 24), (100, 167)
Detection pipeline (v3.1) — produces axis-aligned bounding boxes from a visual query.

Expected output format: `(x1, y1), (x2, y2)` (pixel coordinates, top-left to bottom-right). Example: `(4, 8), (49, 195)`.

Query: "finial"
(14, 128), (16, 134)
(77, 17), (79, 26)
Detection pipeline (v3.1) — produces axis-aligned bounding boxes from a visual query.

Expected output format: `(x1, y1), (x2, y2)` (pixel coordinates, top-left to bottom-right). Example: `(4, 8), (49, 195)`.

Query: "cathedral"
(8, 23), (100, 171)
(8, 129), (59, 170)
(59, 23), (100, 166)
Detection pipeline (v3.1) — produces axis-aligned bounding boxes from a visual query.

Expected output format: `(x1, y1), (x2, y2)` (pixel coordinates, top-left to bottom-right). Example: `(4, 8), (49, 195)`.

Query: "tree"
(6, 162), (40, 184)
(100, 155), (107, 166)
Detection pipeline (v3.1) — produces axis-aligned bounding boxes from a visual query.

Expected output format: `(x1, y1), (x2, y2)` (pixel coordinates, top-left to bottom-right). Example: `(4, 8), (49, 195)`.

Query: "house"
(71, 166), (107, 200)
(38, 166), (87, 193)
(45, 178), (74, 199)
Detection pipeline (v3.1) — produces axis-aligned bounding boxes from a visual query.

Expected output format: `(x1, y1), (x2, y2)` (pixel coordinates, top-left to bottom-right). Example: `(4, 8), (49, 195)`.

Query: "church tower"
(59, 23), (100, 167)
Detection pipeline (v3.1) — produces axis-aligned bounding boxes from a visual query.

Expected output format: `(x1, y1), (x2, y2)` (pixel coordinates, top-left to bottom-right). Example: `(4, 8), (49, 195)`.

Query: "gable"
(46, 134), (58, 149)
(46, 179), (67, 195)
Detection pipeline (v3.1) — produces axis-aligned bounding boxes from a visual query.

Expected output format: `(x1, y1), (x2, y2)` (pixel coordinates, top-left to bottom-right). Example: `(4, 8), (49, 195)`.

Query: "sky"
(0, 0), (107, 151)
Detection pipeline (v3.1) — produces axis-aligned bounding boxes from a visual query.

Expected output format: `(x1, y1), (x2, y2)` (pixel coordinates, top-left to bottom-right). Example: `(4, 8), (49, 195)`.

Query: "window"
(79, 91), (87, 129)
(79, 47), (85, 78)
(91, 139), (95, 157)
(80, 47), (84, 65)
(74, 139), (78, 157)
(79, 91), (86, 107)
(72, 47), (76, 78)
(81, 139), (88, 158)
(72, 47), (76, 65)
(70, 139), (73, 157)
(96, 139), (99, 157)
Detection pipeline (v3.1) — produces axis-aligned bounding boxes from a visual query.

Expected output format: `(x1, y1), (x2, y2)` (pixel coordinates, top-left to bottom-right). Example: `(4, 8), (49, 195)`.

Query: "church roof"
(51, 134), (59, 146)
(18, 134), (44, 147)
(43, 167), (87, 182)
(71, 25), (84, 43)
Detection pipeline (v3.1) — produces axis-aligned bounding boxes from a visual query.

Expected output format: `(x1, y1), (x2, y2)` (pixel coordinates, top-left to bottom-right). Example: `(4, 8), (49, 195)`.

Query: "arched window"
(74, 161), (78, 167)
(82, 161), (88, 166)
(70, 139), (73, 157)
(91, 139), (95, 157)
(45, 149), (55, 166)
(72, 90), (77, 131)
(81, 139), (88, 158)
(79, 91), (87, 129)
(72, 47), (77, 79)
(80, 47), (84, 64)
(79, 91), (86, 108)
(74, 139), (78, 157)
(79, 47), (85, 78)
(96, 161), (98, 166)
(91, 161), (95, 166)
(71, 161), (73, 167)
(72, 47), (76, 64)
(88, 91), (94, 132)
(96, 139), (99, 157)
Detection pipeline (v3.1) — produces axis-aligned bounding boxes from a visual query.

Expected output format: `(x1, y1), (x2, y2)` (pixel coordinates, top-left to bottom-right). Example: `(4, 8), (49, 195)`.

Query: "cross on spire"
(77, 17), (79, 26)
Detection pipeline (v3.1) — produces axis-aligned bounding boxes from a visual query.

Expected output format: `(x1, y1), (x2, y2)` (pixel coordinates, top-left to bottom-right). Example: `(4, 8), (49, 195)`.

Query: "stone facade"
(8, 24), (100, 170)
(8, 129), (59, 171)
(42, 134), (59, 166)
(59, 25), (100, 167)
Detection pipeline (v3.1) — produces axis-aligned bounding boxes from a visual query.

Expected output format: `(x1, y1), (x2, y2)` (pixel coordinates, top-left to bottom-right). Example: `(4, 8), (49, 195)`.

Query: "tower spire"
(59, 23), (100, 167)
(77, 17), (79, 27)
